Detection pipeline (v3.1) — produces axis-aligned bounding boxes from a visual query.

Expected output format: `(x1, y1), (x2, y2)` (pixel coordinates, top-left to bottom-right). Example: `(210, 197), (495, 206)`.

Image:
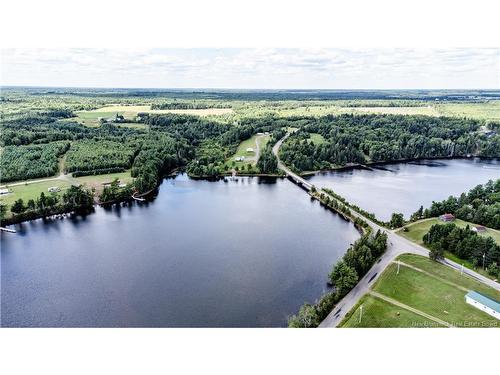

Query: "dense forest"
(278, 114), (499, 172)
(1, 142), (70, 182)
(411, 179), (500, 229)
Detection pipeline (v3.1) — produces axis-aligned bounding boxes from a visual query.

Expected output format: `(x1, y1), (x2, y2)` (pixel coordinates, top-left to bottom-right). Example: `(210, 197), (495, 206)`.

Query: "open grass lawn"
(372, 257), (499, 327)
(398, 218), (500, 245)
(225, 134), (270, 169)
(397, 254), (500, 299)
(341, 294), (440, 328)
(346, 106), (440, 116)
(75, 171), (134, 193)
(0, 180), (72, 216)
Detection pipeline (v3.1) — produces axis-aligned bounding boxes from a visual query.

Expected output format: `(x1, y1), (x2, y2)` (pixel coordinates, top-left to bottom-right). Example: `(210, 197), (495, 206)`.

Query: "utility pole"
(359, 305), (363, 324)
(461, 264), (464, 276)
(483, 253), (486, 270)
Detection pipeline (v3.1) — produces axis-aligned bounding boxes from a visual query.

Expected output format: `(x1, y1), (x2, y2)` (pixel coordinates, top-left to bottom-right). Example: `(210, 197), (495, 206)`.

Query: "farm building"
(439, 213), (455, 222)
(234, 156), (245, 162)
(48, 186), (60, 193)
(246, 148), (254, 153)
(0, 188), (10, 195)
(472, 225), (487, 233)
(465, 291), (500, 320)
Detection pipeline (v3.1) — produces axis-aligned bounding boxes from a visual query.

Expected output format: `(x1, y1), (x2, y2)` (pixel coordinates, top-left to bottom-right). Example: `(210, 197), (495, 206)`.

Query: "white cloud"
(1, 48), (498, 89)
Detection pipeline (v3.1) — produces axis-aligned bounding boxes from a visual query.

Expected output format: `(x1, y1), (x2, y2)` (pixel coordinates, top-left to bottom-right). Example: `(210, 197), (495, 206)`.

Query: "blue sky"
(1, 48), (498, 89)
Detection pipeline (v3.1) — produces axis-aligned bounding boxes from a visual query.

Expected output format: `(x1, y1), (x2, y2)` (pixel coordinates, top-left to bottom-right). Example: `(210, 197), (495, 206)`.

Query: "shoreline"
(296, 155), (499, 177)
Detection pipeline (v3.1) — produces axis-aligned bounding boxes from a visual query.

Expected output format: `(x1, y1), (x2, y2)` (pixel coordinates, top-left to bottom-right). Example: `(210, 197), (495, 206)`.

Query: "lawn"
(398, 218), (500, 245)
(372, 257), (499, 327)
(341, 294), (441, 328)
(225, 134), (270, 169)
(341, 254), (499, 328)
(74, 170), (134, 193)
(0, 179), (72, 216)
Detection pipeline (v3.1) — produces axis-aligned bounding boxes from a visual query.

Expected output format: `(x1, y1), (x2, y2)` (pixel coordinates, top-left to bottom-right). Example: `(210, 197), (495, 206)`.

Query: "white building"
(0, 188), (9, 195)
(48, 186), (60, 193)
(246, 148), (254, 153)
(465, 291), (500, 320)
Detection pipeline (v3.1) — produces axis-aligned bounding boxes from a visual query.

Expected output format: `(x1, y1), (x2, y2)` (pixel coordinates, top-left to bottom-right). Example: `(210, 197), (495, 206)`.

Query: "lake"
(306, 158), (500, 222)
(1, 174), (359, 327)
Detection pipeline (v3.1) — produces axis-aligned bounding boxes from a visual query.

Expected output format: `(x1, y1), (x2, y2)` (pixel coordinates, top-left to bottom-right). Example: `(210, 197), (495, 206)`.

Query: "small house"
(472, 225), (487, 233)
(0, 188), (9, 195)
(439, 213), (455, 222)
(234, 156), (245, 162)
(246, 148), (254, 153)
(48, 186), (60, 193)
(465, 291), (500, 320)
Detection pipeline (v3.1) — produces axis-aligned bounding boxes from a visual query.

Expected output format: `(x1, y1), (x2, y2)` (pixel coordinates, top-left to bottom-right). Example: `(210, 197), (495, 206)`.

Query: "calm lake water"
(1, 174), (359, 327)
(306, 158), (500, 222)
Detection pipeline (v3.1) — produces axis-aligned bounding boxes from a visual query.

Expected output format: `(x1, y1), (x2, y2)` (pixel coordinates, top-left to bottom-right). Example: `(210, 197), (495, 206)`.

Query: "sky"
(1, 48), (499, 89)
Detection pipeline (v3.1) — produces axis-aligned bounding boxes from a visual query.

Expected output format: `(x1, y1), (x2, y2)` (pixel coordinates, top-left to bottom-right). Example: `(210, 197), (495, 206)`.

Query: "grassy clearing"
(346, 106), (440, 116)
(74, 171), (133, 194)
(341, 294), (441, 328)
(225, 134), (270, 169)
(396, 254), (500, 298)
(0, 180), (72, 212)
(398, 218), (500, 245)
(372, 260), (498, 326)
(309, 133), (326, 145)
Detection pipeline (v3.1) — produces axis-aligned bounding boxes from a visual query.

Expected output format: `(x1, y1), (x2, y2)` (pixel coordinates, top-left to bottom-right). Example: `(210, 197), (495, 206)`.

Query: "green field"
(342, 254), (499, 328)
(309, 133), (326, 145)
(0, 179), (72, 214)
(74, 171), (133, 192)
(0, 171), (134, 217)
(398, 218), (500, 245)
(225, 134), (270, 169)
(436, 102), (500, 122)
(341, 294), (442, 328)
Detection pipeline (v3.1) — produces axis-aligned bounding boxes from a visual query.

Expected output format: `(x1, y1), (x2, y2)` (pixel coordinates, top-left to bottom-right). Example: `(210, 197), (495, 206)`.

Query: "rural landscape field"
(1, 50), (499, 329)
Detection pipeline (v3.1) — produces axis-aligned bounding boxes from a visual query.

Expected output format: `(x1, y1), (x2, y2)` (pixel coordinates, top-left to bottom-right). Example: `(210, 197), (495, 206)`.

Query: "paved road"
(272, 134), (500, 328)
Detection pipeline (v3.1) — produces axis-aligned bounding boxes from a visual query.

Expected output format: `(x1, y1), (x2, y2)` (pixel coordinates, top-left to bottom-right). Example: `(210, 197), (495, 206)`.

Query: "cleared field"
(0, 179), (72, 213)
(398, 218), (500, 245)
(341, 294), (441, 328)
(74, 171), (134, 194)
(346, 106), (440, 116)
(341, 254), (499, 328)
(309, 133), (326, 145)
(225, 134), (270, 169)
(436, 102), (500, 122)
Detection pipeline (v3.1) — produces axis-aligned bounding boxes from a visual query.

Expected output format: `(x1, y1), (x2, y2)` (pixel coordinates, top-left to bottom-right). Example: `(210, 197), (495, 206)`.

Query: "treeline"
(99, 178), (134, 203)
(1, 185), (94, 225)
(1, 142), (70, 182)
(411, 179), (500, 229)
(279, 114), (497, 172)
(131, 134), (190, 192)
(288, 230), (387, 328)
(424, 223), (500, 278)
(256, 145), (278, 174)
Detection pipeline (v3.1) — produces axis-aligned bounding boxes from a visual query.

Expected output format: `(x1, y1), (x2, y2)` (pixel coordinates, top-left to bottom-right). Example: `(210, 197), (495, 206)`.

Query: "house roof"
(466, 291), (500, 313)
